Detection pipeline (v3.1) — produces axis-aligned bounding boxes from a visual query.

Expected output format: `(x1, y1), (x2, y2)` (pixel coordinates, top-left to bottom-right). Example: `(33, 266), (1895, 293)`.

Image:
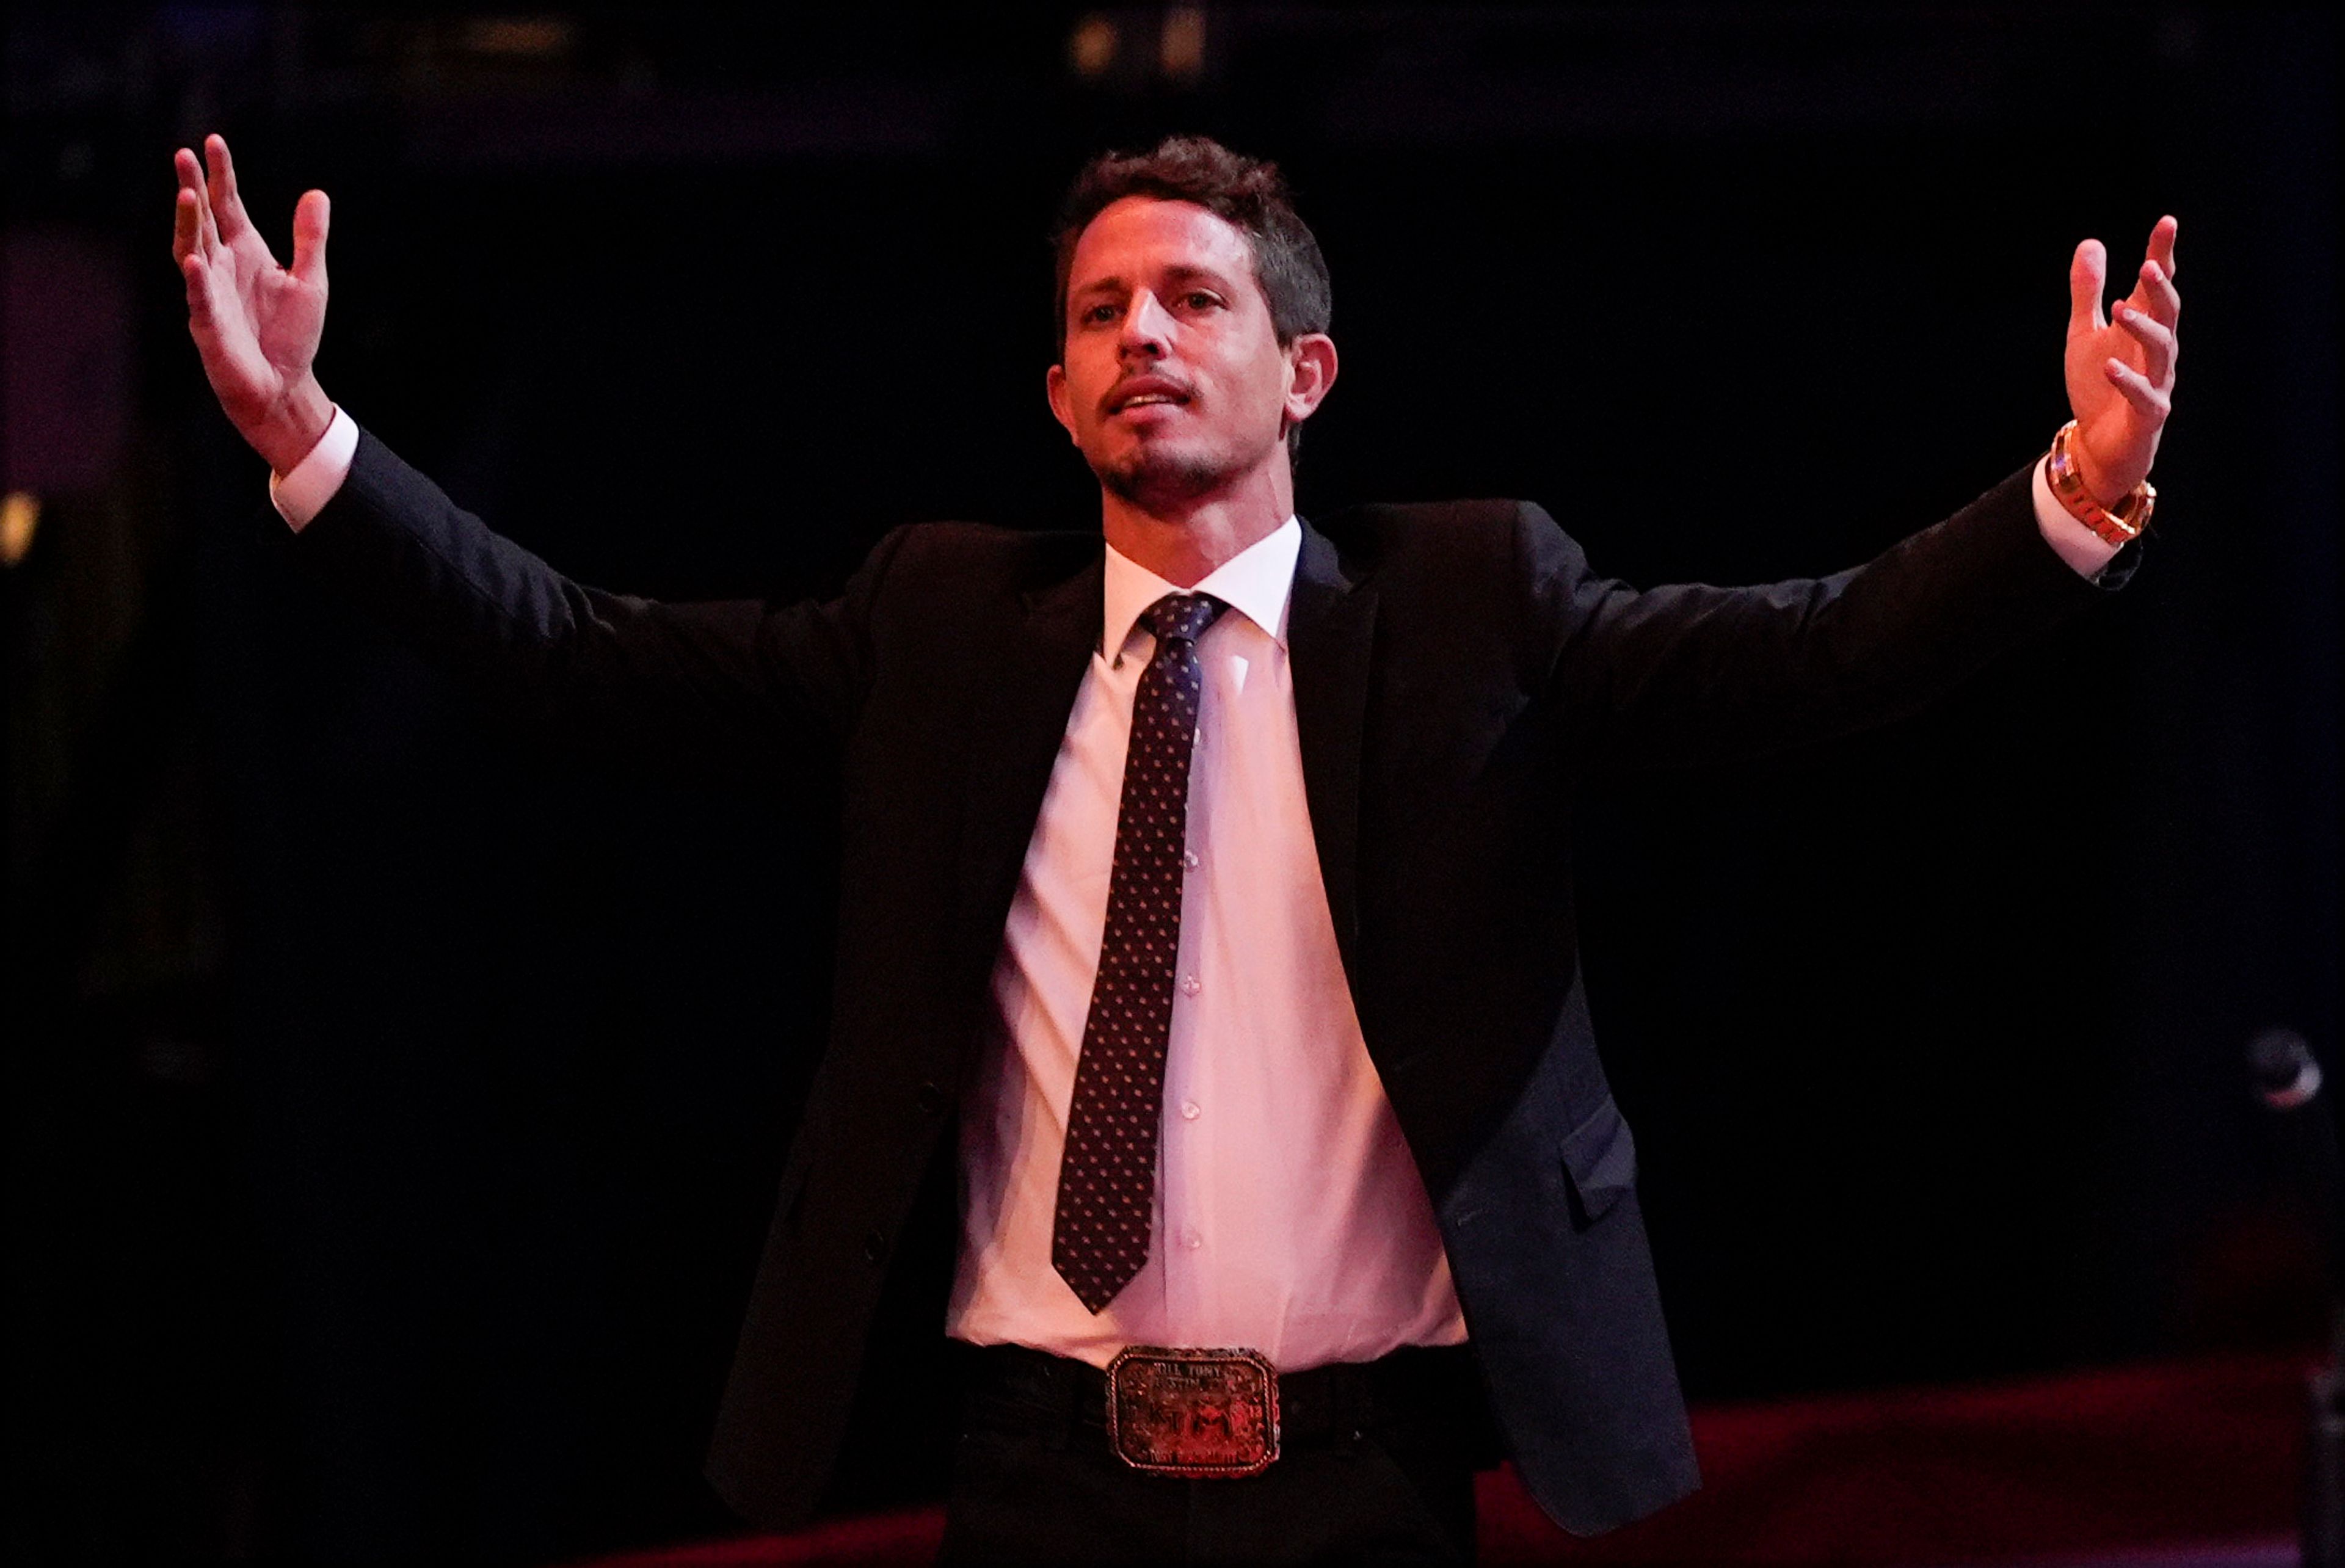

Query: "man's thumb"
(291, 190), (330, 286)
(2066, 238), (2105, 338)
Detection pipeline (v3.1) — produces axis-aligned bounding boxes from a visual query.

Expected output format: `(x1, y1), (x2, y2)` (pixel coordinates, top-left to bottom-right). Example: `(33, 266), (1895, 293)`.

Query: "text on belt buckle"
(1105, 1346), (1280, 1478)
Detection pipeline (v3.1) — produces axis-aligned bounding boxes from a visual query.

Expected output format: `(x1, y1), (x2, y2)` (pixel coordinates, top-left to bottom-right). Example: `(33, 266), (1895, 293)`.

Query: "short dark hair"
(1051, 136), (1332, 460)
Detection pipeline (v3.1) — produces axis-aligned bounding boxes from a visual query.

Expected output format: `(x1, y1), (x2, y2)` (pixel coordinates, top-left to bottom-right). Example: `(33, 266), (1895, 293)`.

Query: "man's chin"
(1093, 444), (1242, 510)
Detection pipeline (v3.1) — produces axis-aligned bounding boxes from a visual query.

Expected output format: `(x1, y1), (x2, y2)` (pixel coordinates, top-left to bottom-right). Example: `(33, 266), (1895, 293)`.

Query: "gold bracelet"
(2046, 421), (2154, 545)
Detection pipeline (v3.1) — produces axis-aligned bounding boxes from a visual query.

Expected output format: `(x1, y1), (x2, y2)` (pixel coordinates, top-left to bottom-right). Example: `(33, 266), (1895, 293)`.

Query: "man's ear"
(1283, 333), (1339, 427)
(1046, 362), (1078, 444)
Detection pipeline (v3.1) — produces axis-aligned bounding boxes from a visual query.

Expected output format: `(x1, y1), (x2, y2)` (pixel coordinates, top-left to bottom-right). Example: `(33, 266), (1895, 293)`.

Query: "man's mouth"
(1107, 377), (1192, 415)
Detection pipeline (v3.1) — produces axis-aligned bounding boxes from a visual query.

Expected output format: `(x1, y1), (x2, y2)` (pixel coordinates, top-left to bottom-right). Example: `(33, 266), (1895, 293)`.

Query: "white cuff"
(267, 405), (360, 532)
(2030, 456), (2123, 579)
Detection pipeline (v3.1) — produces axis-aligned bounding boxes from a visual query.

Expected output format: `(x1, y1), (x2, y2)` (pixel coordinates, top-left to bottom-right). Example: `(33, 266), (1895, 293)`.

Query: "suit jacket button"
(862, 1231), (887, 1265)
(917, 1082), (949, 1115)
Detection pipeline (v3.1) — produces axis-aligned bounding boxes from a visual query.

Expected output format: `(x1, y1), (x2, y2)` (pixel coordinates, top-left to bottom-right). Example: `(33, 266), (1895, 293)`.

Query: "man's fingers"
(2114, 303), (2176, 383)
(290, 189), (330, 287)
(182, 248), (220, 322)
(203, 136), (229, 217)
(172, 185), (202, 264)
(2103, 358), (2170, 420)
(173, 148), (211, 255)
(178, 147), (222, 256)
(2068, 239), (2108, 337)
(2147, 214), (2178, 280)
(173, 145), (205, 201)
(179, 225), (225, 328)
(204, 134), (252, 242)
(2132, 258), (2181, 330)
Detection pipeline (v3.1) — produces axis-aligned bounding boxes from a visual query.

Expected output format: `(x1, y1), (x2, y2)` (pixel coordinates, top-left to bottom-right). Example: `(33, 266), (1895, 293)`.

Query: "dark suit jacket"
(295, 432), (2128, 1536)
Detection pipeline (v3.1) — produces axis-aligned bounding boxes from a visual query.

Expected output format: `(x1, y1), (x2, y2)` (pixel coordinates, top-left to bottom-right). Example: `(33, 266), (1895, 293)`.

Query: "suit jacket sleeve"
(288, 427), (901, 781)
(1529, 464), (2137, 777)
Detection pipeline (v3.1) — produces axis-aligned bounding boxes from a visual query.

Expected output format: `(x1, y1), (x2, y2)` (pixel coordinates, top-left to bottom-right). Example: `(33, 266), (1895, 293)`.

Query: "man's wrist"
(247, 374), (336, 477)
(2073, 451), (2125, 510)
(2047, 421), (2154, 546)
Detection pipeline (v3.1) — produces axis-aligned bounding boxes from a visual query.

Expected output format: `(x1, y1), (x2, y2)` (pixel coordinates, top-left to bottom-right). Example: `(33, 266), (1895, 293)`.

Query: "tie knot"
(1141, 593), (1223, 648)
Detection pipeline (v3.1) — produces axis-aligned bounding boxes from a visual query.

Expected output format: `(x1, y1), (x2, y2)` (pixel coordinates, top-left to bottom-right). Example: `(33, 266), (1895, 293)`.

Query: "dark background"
(3, 5), (2335, 1561)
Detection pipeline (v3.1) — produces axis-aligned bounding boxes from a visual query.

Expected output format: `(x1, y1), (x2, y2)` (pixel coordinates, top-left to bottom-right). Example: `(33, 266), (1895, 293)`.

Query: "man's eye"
(1083, 303), (1118, 324)
(1183, 292), (1221, 310)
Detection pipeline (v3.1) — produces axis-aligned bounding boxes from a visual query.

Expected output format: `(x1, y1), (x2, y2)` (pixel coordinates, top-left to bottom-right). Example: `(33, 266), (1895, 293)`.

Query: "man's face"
(1048, 197), (1309, 509)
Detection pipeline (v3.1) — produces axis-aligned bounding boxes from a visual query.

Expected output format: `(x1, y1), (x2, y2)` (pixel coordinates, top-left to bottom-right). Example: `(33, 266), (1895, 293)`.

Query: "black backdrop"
(4, 7), (2336, 1561)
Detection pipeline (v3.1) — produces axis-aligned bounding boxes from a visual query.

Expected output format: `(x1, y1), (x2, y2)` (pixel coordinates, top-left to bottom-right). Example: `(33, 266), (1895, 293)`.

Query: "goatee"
(1096, 445), (1234, 510)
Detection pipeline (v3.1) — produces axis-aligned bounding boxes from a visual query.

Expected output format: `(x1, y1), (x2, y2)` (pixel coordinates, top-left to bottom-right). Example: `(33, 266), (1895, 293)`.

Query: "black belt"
(953, 1341), (1490, 1470)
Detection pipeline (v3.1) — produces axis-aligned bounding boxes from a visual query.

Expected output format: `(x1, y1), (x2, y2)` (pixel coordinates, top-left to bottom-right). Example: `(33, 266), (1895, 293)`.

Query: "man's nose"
(1118, 290), (1174, 357)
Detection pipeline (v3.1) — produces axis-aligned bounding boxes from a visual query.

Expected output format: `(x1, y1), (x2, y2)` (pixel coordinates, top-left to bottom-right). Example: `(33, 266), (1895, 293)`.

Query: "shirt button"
(1183, 849), (1201, 871)
(1180, 1227), (1202, 1250)
(1179, 1100), (1201, 1120)
(1180, 973), (1201, 996)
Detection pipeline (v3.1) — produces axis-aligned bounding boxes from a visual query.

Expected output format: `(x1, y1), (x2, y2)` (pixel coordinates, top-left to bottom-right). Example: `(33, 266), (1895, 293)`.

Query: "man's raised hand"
(2063, 216), (2180, 506)
(172, 134), (335, 474)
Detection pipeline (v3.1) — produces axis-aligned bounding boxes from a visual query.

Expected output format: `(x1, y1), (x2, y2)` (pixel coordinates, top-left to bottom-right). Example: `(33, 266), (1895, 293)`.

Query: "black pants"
(936, 1344), (1488, 1566)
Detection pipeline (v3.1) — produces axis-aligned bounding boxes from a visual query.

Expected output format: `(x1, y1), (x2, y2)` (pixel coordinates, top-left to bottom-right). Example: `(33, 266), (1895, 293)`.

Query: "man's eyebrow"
(1068, 263), (1240, 299)
(1151, 263), (1244, 294)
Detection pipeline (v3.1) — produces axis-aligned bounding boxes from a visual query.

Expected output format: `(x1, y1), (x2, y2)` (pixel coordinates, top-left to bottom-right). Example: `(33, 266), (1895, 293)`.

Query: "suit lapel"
(952, 549), (1103, 998)
(1287, 521), (1377, 983)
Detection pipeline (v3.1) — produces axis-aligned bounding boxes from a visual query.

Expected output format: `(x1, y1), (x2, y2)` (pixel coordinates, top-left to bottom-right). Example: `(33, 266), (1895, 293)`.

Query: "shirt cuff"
(2030, 456), (2124, 579)
(267, 405), (360, 532)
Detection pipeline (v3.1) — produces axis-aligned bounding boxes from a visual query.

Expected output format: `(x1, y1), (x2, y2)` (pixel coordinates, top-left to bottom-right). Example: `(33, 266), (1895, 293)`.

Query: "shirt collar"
(1100, 516), (1302, 657)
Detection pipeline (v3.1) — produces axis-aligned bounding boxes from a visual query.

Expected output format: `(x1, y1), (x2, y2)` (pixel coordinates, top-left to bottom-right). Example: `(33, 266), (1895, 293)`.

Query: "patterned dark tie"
(1052, 592), (1226, 1314)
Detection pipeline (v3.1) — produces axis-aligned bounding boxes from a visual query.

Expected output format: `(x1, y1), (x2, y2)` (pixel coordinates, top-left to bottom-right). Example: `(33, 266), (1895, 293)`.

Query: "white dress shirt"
(269, 409), (2123, 1373)
(945, 520), (1470, 1369)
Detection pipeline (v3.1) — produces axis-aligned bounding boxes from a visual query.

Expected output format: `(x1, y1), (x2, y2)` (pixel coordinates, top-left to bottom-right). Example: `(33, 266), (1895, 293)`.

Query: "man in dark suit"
(172, 132), (2179, 1562)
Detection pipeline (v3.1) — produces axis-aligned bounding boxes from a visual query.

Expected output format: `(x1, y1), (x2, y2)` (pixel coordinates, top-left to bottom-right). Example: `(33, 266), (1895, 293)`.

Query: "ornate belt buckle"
(1105, 1346), (1281, 1478)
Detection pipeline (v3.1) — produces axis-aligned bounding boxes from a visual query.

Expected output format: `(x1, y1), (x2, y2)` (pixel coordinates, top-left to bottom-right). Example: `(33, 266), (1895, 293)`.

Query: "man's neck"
(1098, 464), (1294, 587)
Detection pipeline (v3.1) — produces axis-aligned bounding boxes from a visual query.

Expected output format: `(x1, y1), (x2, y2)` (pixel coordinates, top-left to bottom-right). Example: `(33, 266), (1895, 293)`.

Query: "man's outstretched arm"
(1540, 217), (2181, 774)
(170, 134), (885, 774)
